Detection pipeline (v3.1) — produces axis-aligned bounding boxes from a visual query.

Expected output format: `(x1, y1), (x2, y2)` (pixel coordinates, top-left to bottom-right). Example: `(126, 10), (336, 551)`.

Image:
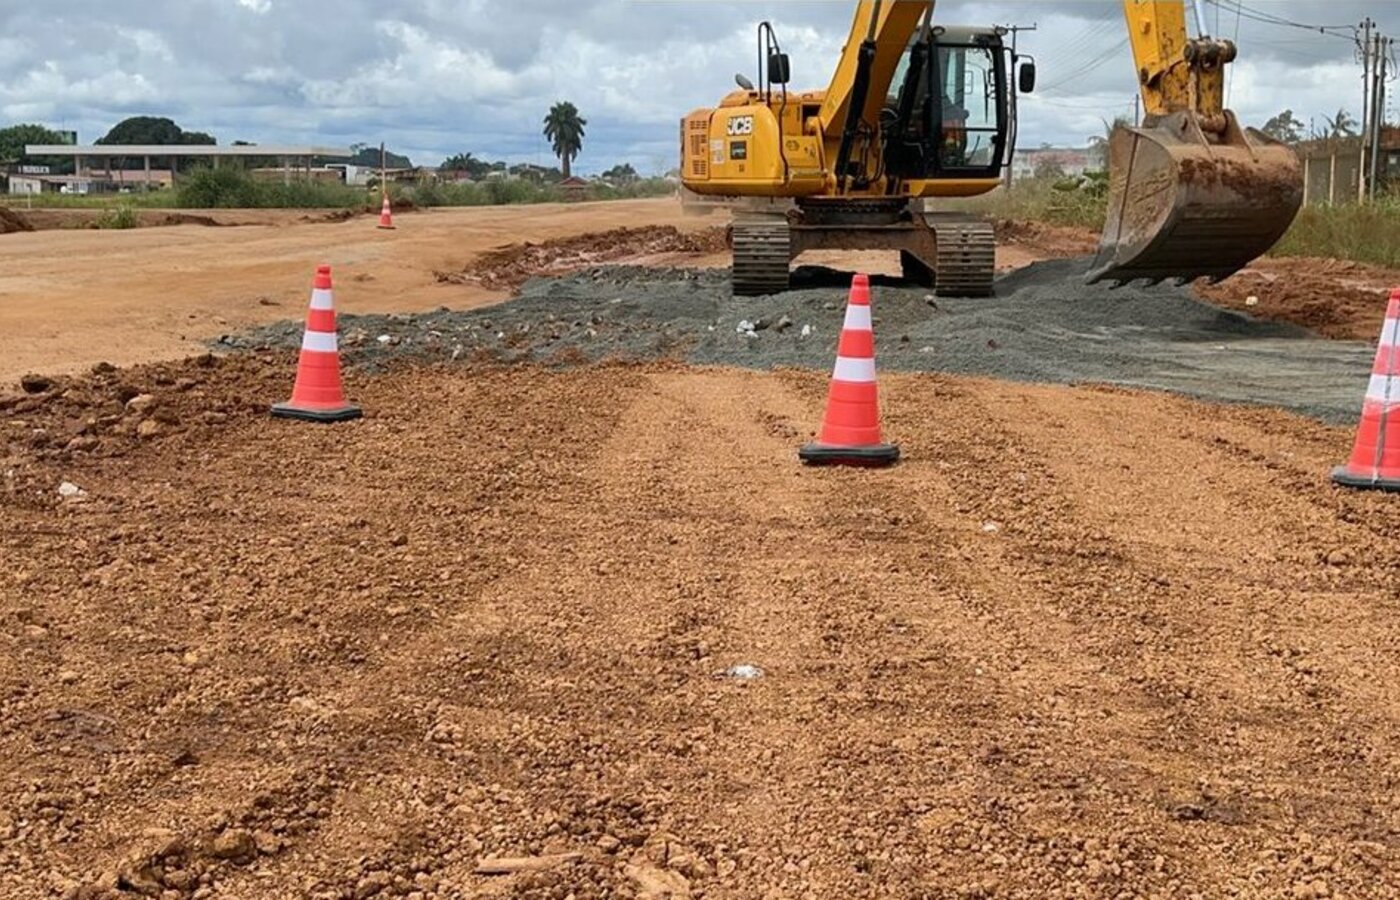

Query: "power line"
(1205, 0), (1356, 41)
(1030, 15), (1120, 82)
(1037, 36), (1132, 95)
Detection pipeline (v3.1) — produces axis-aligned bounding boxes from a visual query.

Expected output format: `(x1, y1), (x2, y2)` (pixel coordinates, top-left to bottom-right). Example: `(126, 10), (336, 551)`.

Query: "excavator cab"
(881, 27), (1016, 185)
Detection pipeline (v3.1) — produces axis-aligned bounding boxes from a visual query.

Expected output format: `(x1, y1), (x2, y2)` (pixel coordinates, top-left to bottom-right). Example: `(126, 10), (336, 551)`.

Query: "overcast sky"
(1, 1), (1395, 172)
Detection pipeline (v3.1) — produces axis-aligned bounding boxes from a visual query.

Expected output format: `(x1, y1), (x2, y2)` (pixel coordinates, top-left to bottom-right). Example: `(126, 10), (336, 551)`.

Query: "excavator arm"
(1090, 0), (1303, 284)
(1126, 0), (1228, 121)
(816, 0), (932, 191)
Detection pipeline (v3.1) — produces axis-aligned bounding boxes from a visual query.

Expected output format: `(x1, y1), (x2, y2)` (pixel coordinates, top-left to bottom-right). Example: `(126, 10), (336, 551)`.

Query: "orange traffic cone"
(1333, 289), (1400, 491)
(377, 193), (395, 230)
(271, 265), (363, 423)
(799, 273), (899, 467)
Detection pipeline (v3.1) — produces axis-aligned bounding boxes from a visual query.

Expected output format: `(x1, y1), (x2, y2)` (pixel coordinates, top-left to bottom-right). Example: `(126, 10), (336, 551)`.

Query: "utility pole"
(1360, 17), (1374, 202)
(1371, 35), (1390, 198)
(1134, 94), (1141, 127)
(1000, 22), (1037, 192)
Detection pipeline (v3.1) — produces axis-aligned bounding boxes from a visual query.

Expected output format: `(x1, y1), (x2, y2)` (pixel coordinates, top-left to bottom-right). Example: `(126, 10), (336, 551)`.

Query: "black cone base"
(1331, 466), (1400, 493)
(271, 402), (363, 423)
(799, 442), (899, 467)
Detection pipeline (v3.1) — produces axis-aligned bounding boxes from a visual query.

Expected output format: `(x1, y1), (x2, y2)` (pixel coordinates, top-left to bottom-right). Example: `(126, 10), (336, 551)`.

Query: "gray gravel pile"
(218, 258), (1375, 422)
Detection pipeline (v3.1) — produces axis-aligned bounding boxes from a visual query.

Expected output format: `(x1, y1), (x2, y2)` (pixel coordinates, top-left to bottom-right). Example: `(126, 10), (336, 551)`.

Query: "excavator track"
(926, 215), (995, 298)
(731, 217), (792, 296)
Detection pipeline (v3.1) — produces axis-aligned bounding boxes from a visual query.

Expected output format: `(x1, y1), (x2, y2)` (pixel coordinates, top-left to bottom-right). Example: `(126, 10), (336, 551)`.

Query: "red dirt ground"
(2, 353), (1397, 899)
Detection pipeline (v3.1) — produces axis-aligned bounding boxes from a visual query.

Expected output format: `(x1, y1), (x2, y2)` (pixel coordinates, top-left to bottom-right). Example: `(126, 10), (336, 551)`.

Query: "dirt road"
(0, 202), (1096, 387)
(1, 356), (1396, 898)
(0, 200), (712, 383)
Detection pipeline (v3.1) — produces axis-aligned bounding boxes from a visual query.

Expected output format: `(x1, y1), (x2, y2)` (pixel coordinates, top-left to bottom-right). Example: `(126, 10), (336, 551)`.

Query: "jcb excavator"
(680, 0), (1302, 296)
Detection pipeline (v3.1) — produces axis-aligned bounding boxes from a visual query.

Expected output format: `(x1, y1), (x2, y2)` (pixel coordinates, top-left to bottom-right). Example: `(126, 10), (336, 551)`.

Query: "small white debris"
(981, 521), (1000, 534)
(1245, 295), (1259, 307)
(376, 334), (393, 345)
(800, 324), (813, 338)
(609, 297), (623, 304)
(724, 664), (764, 680)
(58, 481), (87, 501)
(451, 345), (463, 361)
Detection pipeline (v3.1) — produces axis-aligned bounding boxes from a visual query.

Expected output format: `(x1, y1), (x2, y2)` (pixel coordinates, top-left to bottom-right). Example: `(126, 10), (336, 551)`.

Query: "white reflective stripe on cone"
(832, 356), (877, 383)
(302, 330), (338, 353)
(842, 305), (872, 331)
(309, 289), (335, 311)
(1378, 315), (1400, 355)
(1366, 373), (1400, 404)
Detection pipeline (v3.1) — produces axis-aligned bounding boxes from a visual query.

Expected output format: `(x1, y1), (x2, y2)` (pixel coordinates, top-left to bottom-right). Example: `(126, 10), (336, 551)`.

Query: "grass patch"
(1272, 201), (1400, 267)
(399, 177), (674, 208)
(1, 192), (180, 209)
(949, 175), (1107, 231)
(3, 170), (676, 215)
(956, 173), (1400, 269)
(177, 167), (370, 209)
(94, 205), (139, 229)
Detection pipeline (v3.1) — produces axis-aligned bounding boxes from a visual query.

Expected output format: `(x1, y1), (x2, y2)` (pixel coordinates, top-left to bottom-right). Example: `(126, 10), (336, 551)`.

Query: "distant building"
(1011, 147), (1097, 180)
(558, 175), (591, 201)
(324, 163), (376, 186)
(7, 168), (175, 195)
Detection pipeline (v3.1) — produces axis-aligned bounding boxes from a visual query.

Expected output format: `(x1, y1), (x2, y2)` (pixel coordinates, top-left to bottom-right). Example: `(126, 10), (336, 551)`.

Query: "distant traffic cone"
(1333, 289), (1400, 491)
(799, 273), (899, 467)
(271, 265), (363, 423)
(377, 193), (395, 230)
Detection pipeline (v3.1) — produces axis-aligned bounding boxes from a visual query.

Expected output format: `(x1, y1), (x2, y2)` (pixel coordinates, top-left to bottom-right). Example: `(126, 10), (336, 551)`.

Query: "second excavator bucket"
(1087, 111), (1303, 285)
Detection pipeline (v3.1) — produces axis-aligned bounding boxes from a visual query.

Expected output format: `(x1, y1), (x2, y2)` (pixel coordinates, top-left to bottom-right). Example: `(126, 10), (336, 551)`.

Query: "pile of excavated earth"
(226, 258), (1375, 423)
(4, 204), (1400, 899)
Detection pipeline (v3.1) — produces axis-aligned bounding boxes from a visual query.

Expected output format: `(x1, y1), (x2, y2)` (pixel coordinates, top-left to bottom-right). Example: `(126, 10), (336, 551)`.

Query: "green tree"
(349, 146), (412, 169)
(602, 162), (638, 183)
(1262, 109), (1304, 144)
(1326, 108), (1358, 139)
(1087, 116), (1132, 169)
(441, 152), (475, 171)
(440, 152), (502, 179)
(542, 101), (587, 178)
(0, 123), (65, 163)
(96, 116), (216, 146)
(94, 117), (216, 172)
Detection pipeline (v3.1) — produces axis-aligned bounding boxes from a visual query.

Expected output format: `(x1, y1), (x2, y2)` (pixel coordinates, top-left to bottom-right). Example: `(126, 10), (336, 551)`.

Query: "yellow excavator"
(681, 0), (1303, 296)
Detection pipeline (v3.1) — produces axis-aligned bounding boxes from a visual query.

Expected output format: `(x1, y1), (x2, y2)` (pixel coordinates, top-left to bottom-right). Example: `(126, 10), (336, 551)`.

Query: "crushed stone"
(220, 258), (1376, 423)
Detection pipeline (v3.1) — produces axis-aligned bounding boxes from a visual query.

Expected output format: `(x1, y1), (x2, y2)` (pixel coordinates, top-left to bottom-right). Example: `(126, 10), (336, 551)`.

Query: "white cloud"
(0, 1), (1391, 170)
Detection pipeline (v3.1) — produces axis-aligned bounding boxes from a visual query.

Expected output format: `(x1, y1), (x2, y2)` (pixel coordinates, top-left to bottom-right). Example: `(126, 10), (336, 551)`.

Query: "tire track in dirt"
(777, 370), (1198, 896)
(896, 377), (1400, 895)
(981, 388), (1400, 841)
(6, 359), (1400, 898)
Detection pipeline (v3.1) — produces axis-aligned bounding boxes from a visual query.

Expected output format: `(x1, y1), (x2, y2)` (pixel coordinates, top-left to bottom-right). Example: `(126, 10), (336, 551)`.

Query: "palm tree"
(1326, 108), (1358, 139)
(543, 101), (587, 178)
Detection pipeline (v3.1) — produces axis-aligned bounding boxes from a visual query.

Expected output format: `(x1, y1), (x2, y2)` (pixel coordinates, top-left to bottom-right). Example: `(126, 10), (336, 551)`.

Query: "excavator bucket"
(1087, 111), (1303, 285)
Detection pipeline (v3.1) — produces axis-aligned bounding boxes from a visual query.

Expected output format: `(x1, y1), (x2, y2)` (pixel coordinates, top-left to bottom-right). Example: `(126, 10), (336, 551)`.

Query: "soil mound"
(0, 207), (34, 234)
(436, 226), (729, 290)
